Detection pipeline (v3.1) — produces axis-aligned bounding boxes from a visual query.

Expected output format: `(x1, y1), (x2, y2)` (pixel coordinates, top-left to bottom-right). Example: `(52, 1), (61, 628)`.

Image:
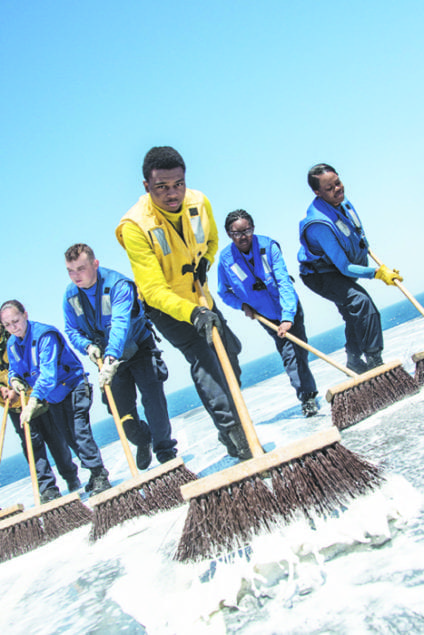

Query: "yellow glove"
(375, 264), (403, 286)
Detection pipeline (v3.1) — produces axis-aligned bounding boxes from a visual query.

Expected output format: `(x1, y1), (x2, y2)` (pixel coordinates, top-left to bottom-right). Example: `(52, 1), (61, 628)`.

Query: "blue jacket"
(218, 235), (299, 322)
(7, 321), (84, 404)
(64, 266), (150, 360)
(298, 197), (370, 276)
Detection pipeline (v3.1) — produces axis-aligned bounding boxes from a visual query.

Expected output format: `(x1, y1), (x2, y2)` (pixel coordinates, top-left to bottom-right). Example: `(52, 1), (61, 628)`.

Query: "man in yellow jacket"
(116, 146), (251, 460)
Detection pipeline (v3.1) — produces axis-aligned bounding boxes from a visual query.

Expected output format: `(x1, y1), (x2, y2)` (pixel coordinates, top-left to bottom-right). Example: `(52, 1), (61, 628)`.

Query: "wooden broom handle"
(195, 281), (264, 458)
(369, 249), (424, 319)
(20, 392), (41, 506)
(97, 359), (138, 477)
(0, 398), (9, 463)
(0, 397), (10, 461)
(253, 312), (358, 378)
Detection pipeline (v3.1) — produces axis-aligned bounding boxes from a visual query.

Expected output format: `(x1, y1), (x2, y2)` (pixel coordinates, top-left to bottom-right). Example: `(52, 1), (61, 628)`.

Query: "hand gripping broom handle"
(20, 392), (41, 506)
(97, 359), (138, 477)
(194, 281), (264, 458)
(252, 312), (358, 379)
(0, 398), (10, 463)
(369, 249), (424, 319)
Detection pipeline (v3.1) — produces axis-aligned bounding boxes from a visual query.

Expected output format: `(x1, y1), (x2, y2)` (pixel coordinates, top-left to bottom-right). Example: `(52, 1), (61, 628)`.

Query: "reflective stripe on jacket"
(218, 234), (298, 322)
(64, 267), (150, 360)
(7, 321), (84, 403)
(116, 189), (216, 321)
(298, 197), (369, 275)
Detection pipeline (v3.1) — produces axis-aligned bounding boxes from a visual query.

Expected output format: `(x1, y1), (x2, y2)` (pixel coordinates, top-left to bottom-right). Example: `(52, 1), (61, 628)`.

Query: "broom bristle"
(0, 517), (45, 563)
(140, 465), (197, 512)
(0, 497), (95, 561)
(332, 366), (418, 429)
(174, 497), (210, 561)
(90, 489), (151, 541)
(43, 500), (93, 541)
(175, 480), (277, 562)
(175, 442), (385, 562)
(90, 463), (198, 542)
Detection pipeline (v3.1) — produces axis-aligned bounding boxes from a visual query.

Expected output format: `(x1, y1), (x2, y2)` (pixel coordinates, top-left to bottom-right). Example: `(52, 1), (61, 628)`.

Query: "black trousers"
(103, 334), (177, 463)
(147, 303), (242, 441)
(300, 271), (383, 357)
(50, 382), (104, 471)
(260, 302), (317, 401)
(9, 408), (78, 493)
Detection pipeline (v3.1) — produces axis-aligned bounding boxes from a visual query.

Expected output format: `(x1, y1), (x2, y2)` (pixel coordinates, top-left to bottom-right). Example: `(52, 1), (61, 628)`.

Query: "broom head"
(0, 504), (24, 520)
(325, 359), (419, 430)
(181, 428), (341, 501)
(0, 492), (92, 562)
(89, 457), (197, 541)
(176, 427), (384, 561)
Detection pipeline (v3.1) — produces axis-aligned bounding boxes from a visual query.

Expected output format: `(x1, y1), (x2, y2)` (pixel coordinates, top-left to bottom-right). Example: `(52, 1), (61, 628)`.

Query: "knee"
(351, 291), (377, 316)
(30, 433), (45, 452)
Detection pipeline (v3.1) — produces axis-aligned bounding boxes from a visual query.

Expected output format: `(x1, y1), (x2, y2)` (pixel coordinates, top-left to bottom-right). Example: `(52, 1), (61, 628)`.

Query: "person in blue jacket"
(63, 243), (177, 468)
(0, 322), (80, 503)
(218, 210), (318, 417)
(0, 299), (111, 497)
(298, 164), (402, 373)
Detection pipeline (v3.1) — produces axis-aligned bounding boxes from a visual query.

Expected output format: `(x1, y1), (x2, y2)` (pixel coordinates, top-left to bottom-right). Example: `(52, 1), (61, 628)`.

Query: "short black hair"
(307, 163), (337, 191)
(142, 146), (186, 181)
(224, 209), (255, 232)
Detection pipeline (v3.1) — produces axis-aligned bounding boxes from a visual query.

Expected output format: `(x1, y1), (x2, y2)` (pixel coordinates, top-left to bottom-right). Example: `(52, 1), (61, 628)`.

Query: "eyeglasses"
(228, 228), (254, 239)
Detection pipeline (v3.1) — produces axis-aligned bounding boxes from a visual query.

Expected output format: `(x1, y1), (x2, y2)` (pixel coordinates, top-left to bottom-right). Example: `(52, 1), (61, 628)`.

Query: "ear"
(143, 180), (150, 194)
(93, 259), (100, 271)
(313, 189), (321, 197)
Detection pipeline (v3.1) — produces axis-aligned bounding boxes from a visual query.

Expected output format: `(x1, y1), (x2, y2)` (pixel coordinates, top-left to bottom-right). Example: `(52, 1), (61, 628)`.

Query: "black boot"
(156, 449), (178, 464)
(218, 431), (238, 458)
(85, 467), (112, 496)
(40, 486), (62, 504)
(227, 425), (253, 461)
(66, 476), (82, 492)
(136, 442), (153, 470)
(301, 393), (319, 417)
(346, 353), (368, 374)
(365, 351), (384, 370)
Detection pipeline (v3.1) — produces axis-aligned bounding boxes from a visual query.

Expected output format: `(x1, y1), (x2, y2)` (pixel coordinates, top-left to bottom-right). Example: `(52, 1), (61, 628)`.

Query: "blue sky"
(1, 1), (423, 454)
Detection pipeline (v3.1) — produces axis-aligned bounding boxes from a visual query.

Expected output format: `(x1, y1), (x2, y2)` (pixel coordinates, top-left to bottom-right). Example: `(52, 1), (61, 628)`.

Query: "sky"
(1, 0), (423, 455)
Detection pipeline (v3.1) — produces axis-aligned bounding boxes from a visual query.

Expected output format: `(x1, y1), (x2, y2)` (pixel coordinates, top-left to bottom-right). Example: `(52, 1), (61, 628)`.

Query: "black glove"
(194, 257), (209, 286)
(191, 306), (223, 346)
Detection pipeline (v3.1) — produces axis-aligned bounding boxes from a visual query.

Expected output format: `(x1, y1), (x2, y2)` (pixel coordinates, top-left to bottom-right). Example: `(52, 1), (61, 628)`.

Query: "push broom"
(369, 249), (424, 386)
(88, 359), (197, 541)
(253, 312), (418, 430)
(0, 393), (93, 563)
(174, 283), (384, 562)
(0, 397), (24, 522)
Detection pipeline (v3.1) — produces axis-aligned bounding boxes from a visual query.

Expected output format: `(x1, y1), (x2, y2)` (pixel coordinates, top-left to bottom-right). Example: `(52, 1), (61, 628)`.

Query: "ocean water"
(1, 292), (423, 490)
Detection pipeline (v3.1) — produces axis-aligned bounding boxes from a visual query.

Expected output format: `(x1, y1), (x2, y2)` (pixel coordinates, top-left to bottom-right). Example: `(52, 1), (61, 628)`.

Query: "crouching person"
(63, 244), (177, 468)
(0, 300), (111, 497)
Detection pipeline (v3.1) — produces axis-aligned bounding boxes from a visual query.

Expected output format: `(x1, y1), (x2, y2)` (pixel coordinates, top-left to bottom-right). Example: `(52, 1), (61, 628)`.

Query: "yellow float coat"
(116, 189), (219, 323)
